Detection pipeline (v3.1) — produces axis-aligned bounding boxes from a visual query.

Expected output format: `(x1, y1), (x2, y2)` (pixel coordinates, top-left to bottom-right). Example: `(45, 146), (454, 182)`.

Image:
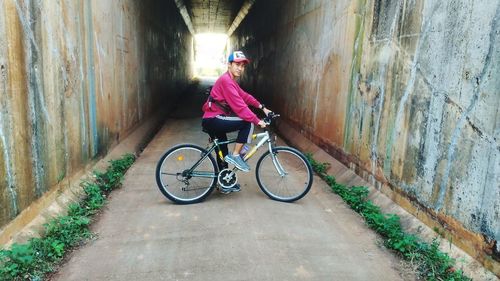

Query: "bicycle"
(155, 113), (313, 204)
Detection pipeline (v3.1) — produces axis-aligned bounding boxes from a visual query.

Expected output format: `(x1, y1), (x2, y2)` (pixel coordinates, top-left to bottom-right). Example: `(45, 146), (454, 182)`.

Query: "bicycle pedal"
(218, 184), (241, 194)
(218, 188), (231, 194)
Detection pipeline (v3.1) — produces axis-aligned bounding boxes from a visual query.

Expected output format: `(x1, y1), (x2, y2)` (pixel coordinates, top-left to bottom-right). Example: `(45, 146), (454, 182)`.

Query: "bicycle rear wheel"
(155, 144), (217, 204)
(256, 146), (313, 202)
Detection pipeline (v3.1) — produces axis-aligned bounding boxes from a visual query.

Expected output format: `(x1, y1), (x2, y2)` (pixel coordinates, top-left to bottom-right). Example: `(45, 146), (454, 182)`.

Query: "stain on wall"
(233, 0), (500, 274)
(0, 0), (191, 229)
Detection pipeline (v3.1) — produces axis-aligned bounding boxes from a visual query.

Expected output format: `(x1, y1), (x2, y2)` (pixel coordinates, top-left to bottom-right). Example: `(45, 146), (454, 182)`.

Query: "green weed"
(0, 153), (135, 281)
(305, 154), (471, 281)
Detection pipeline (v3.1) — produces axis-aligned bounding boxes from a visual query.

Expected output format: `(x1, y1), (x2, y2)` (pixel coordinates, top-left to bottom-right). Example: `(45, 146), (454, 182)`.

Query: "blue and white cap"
(228, 51), (250, 64)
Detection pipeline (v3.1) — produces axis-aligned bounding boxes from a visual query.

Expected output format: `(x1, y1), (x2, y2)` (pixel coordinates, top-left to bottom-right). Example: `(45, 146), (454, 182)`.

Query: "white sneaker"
(224, 154), (250, 172)
(219, 184), (241, 194)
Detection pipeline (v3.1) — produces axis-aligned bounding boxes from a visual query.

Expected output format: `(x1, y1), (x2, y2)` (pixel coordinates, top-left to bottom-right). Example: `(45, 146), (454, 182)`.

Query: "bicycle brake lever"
(264, 112), (279, 125)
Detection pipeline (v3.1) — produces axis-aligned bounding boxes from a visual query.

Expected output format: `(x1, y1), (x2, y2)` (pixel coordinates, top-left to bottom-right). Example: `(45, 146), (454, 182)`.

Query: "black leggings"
(202, 116), (254, 170)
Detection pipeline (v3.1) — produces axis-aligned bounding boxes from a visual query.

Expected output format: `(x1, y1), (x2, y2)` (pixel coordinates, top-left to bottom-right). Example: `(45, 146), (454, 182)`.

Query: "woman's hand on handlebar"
(258, 106), (278, 127)
(263, 107), (272, 116)
(258, 120), (267, 128)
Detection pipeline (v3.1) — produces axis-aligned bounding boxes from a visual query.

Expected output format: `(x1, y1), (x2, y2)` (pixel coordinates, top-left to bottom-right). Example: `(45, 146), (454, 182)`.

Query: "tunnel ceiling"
(176, 0), (253, 34)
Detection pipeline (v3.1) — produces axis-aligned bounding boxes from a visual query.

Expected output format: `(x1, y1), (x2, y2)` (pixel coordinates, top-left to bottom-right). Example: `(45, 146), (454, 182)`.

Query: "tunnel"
(0, 0), (499, 277)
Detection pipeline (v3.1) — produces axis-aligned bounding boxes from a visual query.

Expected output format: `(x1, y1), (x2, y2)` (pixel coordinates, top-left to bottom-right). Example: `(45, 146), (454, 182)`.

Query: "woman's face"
(228, 62), (246, 79)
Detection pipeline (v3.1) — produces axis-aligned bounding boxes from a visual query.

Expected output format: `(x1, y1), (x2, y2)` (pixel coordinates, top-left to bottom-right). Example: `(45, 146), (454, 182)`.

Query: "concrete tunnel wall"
(0, 0), (192, 229)
(0, 0), (499, 276)
(232, 0), (499, 273)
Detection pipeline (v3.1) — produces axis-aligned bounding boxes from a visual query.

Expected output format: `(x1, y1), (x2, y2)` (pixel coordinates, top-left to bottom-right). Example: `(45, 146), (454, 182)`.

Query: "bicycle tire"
(155, 144), (217, 204)
(255, 146), (313, 202)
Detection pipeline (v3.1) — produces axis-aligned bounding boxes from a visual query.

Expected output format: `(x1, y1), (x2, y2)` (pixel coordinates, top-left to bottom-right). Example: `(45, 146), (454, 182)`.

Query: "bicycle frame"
(185, 128), (287, 179)
(156, 112), (311, 203)
(242, 131), (287, 176)
(242, 131), (271, 161)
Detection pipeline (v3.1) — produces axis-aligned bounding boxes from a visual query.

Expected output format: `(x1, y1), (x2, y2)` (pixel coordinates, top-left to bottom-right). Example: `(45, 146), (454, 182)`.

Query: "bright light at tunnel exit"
(193, 33), (228, 79)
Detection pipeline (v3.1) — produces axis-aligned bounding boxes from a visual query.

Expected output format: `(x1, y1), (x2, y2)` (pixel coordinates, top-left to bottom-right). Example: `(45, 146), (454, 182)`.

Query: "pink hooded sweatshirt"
(202, 71), (261, 125)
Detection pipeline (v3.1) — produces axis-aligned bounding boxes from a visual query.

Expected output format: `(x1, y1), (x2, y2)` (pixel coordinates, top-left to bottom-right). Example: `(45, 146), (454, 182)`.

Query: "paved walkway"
(52, 84), (412, 281)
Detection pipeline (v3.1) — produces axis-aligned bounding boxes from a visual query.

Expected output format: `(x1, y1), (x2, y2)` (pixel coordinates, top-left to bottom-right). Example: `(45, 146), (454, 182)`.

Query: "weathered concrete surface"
(232, 0), (500, 274)
(1, 109), (168, 247)
(52, 87), (412, 281)
(276, 120), (498, 281)
(1, 0), (498, 277)
(0, 0), (191, 236)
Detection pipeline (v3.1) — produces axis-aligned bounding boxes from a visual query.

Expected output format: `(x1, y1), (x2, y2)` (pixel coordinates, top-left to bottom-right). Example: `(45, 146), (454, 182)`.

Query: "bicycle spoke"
(155, 144), (217, 204)
(256, 147), (312, 202)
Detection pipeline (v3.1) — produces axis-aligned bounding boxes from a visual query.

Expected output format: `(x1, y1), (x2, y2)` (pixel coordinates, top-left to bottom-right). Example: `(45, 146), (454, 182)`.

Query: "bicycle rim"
(256, 147), (313, 202)
(156, 144), (216, 203)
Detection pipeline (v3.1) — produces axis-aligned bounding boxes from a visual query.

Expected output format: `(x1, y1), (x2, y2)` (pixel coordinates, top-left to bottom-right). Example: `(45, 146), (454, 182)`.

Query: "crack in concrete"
(0, 90), (19, 218)
(370, 0), (403, 186)
(385, 1), (438, 186)
(343, 0), (367, 149)
(436, 1), (499, 211)
(16, 0), (47, 197)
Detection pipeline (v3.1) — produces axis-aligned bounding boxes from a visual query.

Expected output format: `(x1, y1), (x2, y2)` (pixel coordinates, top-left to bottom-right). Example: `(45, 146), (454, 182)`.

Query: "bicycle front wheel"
(256, 146), (313, 202)
(155, 144), (217, 204)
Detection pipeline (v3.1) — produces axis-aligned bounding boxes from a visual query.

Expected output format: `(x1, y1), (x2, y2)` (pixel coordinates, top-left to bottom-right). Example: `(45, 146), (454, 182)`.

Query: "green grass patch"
(0, 154), (135, 281)
(306, 154), (471, 281)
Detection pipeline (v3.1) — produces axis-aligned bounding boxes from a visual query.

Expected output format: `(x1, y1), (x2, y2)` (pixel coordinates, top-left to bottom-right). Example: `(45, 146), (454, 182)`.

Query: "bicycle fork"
(254, 132), (287, 177)
(269, 146), (287, 177)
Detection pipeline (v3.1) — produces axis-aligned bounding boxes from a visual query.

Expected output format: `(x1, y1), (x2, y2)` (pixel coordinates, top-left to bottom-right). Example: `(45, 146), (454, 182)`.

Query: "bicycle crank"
(217, 168), (238, 189)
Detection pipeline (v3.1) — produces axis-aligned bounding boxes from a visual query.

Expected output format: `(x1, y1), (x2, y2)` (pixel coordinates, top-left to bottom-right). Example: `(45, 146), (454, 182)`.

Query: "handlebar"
(264, 112), (280, 125)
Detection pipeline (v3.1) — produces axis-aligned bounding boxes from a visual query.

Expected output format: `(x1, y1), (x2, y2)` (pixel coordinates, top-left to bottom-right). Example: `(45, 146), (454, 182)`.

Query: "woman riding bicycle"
(156, 55), (312, 201)
(202, 51), (272, 175)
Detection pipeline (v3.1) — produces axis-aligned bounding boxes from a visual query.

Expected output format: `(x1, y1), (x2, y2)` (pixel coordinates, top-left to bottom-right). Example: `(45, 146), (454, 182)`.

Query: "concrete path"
(52, 85), (412, 281)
